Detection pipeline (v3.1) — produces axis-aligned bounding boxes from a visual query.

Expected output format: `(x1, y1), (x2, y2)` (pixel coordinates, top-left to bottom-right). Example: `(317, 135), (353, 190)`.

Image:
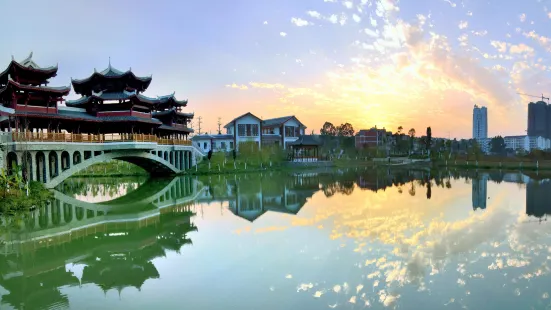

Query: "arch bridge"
(0, 133), (204, 188)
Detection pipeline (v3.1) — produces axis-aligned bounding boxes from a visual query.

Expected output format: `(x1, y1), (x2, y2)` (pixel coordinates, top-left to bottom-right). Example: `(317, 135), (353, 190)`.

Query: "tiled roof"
(223, 112), (262, 128)
(192, 134), (233, 140)
(288, 135), (322, 146)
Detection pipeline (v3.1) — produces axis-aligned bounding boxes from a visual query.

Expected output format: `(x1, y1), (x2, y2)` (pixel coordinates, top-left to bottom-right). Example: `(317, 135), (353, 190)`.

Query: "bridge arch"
(36, 151), (46, 183)
(48, 151), (59, 178)
(45, 150), (183, 189)
(6, 152), (17, 175)
(61, 151), (71, 171)
(73, 151), (82, 166)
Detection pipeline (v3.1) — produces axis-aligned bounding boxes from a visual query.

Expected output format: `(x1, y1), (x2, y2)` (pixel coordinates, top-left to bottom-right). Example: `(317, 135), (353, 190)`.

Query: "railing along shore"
(10, 132), (192, 146)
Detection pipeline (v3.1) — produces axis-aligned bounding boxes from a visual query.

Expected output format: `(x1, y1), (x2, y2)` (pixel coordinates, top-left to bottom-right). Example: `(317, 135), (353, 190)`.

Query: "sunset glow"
(1, 0), (549, 138)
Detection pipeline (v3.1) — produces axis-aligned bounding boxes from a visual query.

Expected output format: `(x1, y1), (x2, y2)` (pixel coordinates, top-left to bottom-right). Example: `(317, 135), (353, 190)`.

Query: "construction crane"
(517, 92), (550, 102)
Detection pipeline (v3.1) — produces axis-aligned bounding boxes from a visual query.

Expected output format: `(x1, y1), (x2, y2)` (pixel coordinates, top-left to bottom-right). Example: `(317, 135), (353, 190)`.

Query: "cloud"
(458, 21), (468, 29)
(307, 11), (322, 19)
(352, 14), (361, 23)
(443, 0), (457, 7)
(263, 21), (268, 25)
(291, 17), (311, 27)
(364, 28), (380, 38)
(509, 43), (534, 55)
(467, 11), (473, 16)
(490, 41), (508, 53)
(327, 14), (338, 24)
(280, 32), (287, 37)
(471, 30), (488, 36)
(458, 34), (468, 46)
(520, 13), (526, 22)
(225, 83), (248, 90)
(343, 1), (354, 9)
(249, 82), (286, 89)
(370, 15), (378, 26)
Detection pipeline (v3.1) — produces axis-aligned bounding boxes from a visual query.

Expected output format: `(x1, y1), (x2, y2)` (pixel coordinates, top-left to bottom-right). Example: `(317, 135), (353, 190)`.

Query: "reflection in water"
(0, 169), (551, 309)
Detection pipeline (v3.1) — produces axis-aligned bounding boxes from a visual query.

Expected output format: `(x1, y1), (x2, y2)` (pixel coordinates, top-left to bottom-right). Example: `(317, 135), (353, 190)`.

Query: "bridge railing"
(11, 132), (192, 146)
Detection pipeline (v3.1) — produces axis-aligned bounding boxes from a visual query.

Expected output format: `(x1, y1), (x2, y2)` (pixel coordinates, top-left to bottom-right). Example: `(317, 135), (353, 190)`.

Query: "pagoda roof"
(0, 76), (70, 97)
(152, 107), (194, 118)
(157, 124), (194, 133)
(0, 52), (59, 85)
(13, 109), (162, 125)
(288, 135), (322, 146)
(71, 62), (153, 95)
(155, 92), (188, 108)
(66, 90), (163, 107)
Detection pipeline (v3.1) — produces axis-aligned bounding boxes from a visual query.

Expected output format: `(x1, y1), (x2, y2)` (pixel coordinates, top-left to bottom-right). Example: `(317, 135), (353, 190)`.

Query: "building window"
(203, 142), (207, 149)
(221, 142), (226, 149)
(230, 141), (234, 149)
(263, 128), (275, 134)
(285, 126), (297, 137)
(238, 124), (259, 137)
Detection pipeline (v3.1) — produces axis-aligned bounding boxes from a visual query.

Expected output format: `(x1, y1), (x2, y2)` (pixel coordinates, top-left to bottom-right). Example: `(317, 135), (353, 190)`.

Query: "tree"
(490, 136), (506, 155)
(337, 123), (355, 137)
(397, 126), (403, 134)
(320, 122), (337, 136)
(426, 127), (432, 153)
(408, 128), (416, 152)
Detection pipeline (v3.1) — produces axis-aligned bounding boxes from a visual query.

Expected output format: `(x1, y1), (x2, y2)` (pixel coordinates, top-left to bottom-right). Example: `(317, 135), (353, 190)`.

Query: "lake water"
(1, 168), (551, 310)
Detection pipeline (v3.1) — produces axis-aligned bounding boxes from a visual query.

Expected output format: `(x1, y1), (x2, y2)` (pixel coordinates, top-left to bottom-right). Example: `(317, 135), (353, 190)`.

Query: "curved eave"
(157, 93), (188, 107)
(0, 61), (58, 83)
(175, 112), (194, 118)
(72, 70), (152, 85)
(5, 79), (70, 95)
(65, 96), (92, 107)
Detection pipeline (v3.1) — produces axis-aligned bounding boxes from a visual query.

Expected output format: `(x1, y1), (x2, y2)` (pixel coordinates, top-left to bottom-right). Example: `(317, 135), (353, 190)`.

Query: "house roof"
(192, 134), (233, 140)
(288, 135), (322, 146)
(262, 115), (306, 128)
(223, 112), (262, 128)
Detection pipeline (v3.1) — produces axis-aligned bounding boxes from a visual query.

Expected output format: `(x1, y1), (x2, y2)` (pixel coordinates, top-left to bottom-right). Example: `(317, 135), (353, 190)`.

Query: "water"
(1, 169), (551, 310)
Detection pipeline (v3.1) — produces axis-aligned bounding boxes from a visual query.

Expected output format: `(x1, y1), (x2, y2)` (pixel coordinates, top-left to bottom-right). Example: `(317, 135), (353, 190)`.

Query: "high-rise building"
(527, 101), (550, 139)
(473, 105), (488, 140)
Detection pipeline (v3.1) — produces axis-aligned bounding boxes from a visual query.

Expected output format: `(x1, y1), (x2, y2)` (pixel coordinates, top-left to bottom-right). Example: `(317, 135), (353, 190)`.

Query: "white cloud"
(280, 32), (287, 37)
(343, 1), (354, 9)
(353, 14), (361, 23)
(490, 41), (508, 53)
(370, 15), (378, 27)
(328, 14), (338, 24)
(324, 0), (336, 2)
(471, 30), (488, 36)
(509, 43), (534, 55)
(291, 17), (311, 27)
(458, 34), (468, 47)
(364, 28), (380, 38)
(467, 11), (473, 16)
(444, 0), (457, 7)
(548, 12), (551, 19)
(520, 13), (526, 22)
(458, 21), (468, 29)
(339, 13), (348, 25)
(307, 11), (322, 19)
(263, 21), (268, 25)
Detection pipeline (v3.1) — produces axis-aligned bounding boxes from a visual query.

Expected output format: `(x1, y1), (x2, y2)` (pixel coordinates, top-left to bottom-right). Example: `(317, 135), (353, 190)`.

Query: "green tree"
(490, 136), (506, 155)
(337, 123), (355, 137)
(320, 122), (337, 136)
(408, 128), (416, 152)
(426, 127), (432, 154)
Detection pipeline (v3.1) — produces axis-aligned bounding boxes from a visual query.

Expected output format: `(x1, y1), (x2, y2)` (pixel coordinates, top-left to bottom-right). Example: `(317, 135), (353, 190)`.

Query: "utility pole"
(217, 117), (222, 135)
(197, 116), (202, 135)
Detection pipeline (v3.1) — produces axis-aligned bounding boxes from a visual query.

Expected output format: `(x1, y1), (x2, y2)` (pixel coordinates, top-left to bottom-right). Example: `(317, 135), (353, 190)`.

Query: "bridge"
(0, 132), (204, 188)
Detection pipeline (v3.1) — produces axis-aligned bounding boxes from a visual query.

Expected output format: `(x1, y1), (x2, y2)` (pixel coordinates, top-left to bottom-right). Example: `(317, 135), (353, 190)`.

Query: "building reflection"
(472, 175), (488, 211)
(199, 172), (320, 222)
(526, 179), (551, 220)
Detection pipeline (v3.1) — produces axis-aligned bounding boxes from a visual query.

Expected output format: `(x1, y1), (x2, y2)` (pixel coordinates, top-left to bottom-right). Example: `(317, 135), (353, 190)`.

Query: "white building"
(192, 134), (234, 153)
(473, 105), (488, 140)
(261, 116), (307, 149)
(224, 112), (262, 150)
(504, 135), (551, 152)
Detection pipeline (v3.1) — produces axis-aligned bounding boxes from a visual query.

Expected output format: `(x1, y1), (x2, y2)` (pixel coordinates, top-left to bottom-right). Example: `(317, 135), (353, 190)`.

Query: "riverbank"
(1, 181), (53, 214)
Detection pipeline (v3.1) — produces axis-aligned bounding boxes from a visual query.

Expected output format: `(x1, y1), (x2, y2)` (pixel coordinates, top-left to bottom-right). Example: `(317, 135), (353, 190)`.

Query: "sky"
(2, 0), (551, 138)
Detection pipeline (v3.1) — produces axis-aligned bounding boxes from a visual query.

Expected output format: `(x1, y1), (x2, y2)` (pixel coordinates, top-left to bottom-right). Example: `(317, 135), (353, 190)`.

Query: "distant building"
(473, 105), (488, 140)
(527, 101), (550, 139)
(192, 134), (234, 153)
(472, 175), (488, 211)
(476, 138), (491, 154)
(355, 127), (389, 149)
(503, 135), (550, 152)
(224, 112), (262, 150)
(261, 116), (307, 149)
